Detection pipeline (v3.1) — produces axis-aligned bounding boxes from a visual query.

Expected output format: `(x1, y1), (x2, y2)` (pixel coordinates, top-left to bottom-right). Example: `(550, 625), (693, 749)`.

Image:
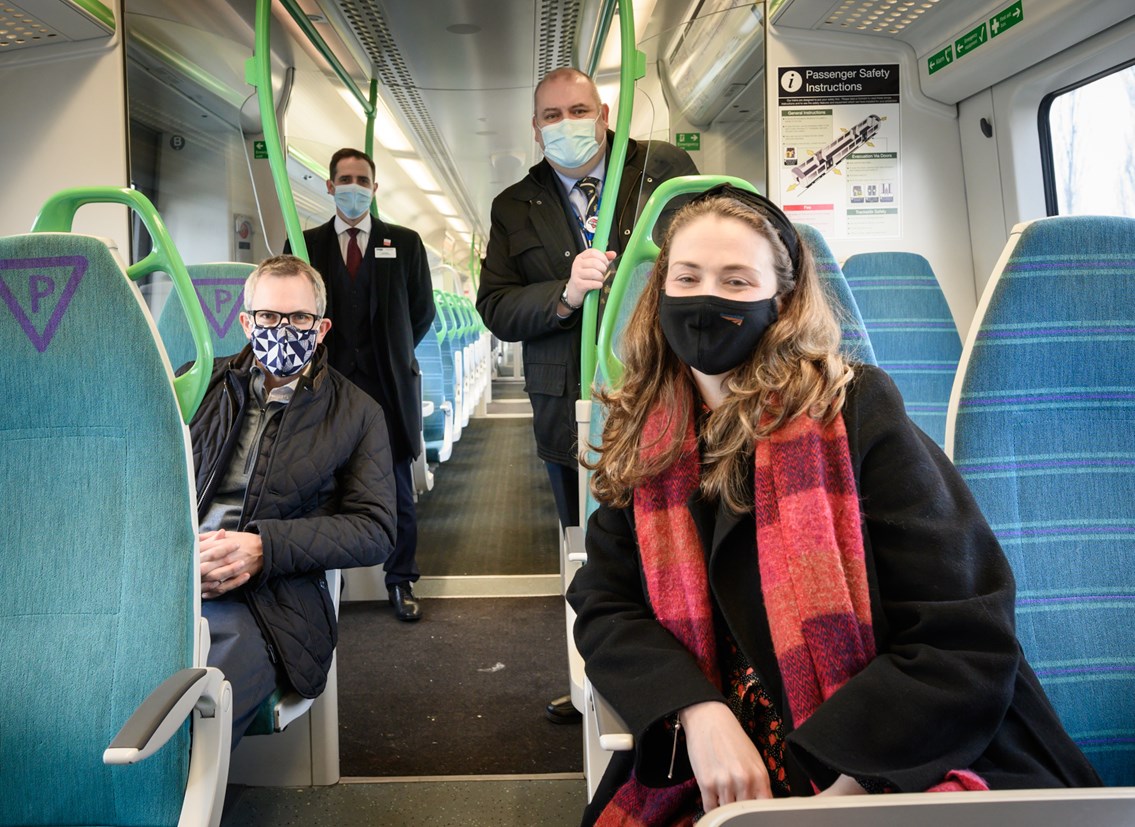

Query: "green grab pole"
(31, 186), (214, 422)
(595, 175), (759, 390)
(278, 0), (373, 117)
(250, 0), (308, 263)
(366, 79), (380, 220)
(579, 0), (642, 401)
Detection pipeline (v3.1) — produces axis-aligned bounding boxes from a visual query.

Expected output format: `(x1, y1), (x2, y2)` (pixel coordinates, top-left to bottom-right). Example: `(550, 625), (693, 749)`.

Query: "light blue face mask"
(334, 183), (373, 220)
(540, 117), (600, 169)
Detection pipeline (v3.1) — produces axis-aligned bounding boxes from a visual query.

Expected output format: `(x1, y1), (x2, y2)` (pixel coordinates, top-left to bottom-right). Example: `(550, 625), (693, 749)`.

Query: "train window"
(1041, 62), (1135, 218)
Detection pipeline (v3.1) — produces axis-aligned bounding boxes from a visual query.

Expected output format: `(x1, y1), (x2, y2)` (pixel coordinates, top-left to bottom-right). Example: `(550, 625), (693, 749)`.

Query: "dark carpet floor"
(491, 380), (530, 401)
(416, 417), (559, 576)
(337, 597), (582, 777)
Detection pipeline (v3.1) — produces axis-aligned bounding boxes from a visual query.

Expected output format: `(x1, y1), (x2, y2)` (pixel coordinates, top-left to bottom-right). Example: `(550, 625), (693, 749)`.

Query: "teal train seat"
(0, 206), (229, 824)
(844, 252), (961, 446)
(947, 215), (1135, 786)
(435, 291), (464, 442)
(158, 262), (254, 368)
(417, 325), (454, 463)
(794, 223), (877, 366)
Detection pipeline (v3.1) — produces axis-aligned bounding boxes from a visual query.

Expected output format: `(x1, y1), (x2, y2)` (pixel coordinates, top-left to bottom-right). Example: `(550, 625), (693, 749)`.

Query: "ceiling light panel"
(823, 0), (939, 35)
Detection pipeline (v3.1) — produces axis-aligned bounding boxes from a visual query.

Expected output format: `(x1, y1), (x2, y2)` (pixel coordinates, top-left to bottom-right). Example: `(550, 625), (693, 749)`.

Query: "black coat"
(568, 366), (1099, 823)
(288, 217), (435, 461)
(476, 134), (698, 466)
(190, 345), (396, 697)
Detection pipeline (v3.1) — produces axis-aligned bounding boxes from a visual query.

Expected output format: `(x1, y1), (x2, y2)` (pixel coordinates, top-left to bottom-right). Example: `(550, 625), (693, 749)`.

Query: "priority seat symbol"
(0, 256), (88, 353)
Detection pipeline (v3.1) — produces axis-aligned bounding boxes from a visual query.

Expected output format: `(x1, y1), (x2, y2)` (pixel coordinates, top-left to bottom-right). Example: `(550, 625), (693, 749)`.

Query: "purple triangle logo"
(0, 256), (88, 353)
(192, 278), (246, 338)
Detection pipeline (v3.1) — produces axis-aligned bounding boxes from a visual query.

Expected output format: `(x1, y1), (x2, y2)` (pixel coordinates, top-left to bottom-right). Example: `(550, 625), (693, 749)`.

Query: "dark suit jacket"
(288, 217), (435, 460)
(476, 133), (698, 466)
(568, 366), (1099, 823)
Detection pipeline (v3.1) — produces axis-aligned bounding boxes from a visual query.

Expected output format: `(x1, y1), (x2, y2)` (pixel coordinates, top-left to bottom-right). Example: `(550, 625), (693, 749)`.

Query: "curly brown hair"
(586, 194), (854, 513)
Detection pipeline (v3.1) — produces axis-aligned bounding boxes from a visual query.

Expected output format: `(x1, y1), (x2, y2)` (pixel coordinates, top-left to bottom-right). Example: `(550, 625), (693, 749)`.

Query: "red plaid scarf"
(595, 401), (985, 826)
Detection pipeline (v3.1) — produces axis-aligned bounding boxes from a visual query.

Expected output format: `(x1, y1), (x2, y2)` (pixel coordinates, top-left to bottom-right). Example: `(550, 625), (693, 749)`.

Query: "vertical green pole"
(366, 78), (380, 219)
(579, 0), (640, 400)
(249, 0), (308, 262)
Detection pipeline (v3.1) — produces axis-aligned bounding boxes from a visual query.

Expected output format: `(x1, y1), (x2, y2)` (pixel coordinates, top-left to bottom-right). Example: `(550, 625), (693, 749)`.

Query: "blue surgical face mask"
(249, 324), (319, 378)
(540, 117), (600, 170)
(334, 183), (373, 220)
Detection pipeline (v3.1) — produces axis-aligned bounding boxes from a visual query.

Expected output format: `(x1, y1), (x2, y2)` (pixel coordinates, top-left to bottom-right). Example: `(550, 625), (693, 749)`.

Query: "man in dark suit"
(288, 148), (435, 621)
(476, 68), (698, 720)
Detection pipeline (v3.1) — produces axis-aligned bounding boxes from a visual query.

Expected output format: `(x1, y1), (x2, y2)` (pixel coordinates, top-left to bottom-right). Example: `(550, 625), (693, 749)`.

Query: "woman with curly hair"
(567, 184), (1098, 826)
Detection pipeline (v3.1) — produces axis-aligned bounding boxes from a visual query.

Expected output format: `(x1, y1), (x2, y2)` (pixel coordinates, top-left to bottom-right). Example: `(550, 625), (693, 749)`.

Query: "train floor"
(220, 377), (590, 825)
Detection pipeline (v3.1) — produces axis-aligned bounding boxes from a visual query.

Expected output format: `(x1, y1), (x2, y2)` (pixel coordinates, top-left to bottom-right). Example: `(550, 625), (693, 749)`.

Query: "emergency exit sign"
(990, 0), (1023, 37)
(675, 132), (701, 151)
(253, 140), (268, 159)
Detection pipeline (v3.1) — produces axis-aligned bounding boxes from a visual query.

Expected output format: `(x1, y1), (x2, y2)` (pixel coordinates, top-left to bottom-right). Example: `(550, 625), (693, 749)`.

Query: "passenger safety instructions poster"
(777, 64), (901, 238)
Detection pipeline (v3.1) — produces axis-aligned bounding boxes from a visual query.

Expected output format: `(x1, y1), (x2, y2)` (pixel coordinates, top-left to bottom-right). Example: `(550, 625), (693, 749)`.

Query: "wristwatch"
(560, 284), (581, 312)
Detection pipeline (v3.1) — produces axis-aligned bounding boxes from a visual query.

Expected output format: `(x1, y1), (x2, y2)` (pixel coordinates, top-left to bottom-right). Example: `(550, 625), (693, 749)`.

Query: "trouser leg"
(544, 460), (580, 529)
(383, 457), (420, 587)
(202, 595), (281, 750)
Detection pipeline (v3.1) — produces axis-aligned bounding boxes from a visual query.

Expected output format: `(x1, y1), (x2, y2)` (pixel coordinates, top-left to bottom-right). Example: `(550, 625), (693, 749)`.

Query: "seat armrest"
(587, 679), (634, 751)
(104, 666), (226, 764)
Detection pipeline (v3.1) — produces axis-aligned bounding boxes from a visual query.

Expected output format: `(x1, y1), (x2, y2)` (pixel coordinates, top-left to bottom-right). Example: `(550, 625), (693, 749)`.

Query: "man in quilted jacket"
(187, 254), (397, 747)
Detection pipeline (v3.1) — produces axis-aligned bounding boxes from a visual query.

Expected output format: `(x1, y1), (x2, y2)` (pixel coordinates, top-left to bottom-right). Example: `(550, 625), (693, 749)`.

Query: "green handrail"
(131, 30), (244, 111)
(583, 0), (617, 76)
(459, 296), (477, 336)
(278, 0), (374, 118)
(73, 0), (114, 32)
(595, 175), (760, 390)
(366, 79), (380, 220)
(431, 289), (450, 340)
(248, 0), (308, 262)
(579, 0), (644, 401)
(31, 186), (214, 421)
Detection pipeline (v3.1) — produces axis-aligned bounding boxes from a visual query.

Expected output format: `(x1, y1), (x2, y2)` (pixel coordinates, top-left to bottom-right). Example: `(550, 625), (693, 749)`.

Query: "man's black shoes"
(545, 694), (582, 724)
(388, 583), (422, 622)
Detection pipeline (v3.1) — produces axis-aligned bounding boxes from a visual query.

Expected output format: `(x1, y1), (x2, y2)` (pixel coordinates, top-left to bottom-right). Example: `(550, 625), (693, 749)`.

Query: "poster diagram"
(777, 64), (901, 238)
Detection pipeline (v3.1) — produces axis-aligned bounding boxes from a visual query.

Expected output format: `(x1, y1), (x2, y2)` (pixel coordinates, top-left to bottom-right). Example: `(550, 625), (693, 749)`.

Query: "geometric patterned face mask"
(249, 324), (319, 378)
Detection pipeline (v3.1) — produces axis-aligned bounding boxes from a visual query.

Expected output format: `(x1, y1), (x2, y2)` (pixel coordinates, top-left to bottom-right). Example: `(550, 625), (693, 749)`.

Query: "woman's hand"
(679, 700), (772, 811)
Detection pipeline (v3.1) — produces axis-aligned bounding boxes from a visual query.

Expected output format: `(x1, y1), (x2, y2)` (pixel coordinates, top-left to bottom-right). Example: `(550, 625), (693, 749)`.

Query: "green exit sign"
(990, 0), (1023, 37)
(675, 132), (701, 151)
(253, 140), (268, 159)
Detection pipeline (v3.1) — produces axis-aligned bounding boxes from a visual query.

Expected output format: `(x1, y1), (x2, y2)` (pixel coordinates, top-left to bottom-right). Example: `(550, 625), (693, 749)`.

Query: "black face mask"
(659, 293), (778, 375)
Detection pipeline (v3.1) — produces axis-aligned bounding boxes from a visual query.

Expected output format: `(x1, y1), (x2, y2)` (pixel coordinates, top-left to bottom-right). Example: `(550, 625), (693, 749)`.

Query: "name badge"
(374, 248), (397, 259)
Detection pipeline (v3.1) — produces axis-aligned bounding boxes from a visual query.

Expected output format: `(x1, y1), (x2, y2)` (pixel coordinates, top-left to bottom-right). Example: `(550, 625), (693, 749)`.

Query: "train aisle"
(222, 376), (588, 825)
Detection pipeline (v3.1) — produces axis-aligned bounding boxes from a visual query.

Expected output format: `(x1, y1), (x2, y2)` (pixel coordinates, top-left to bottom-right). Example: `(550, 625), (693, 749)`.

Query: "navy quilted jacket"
(189, 344), (396, 697)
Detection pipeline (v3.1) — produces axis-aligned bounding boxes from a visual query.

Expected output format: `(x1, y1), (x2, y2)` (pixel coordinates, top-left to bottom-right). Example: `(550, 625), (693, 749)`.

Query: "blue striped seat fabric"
(843, 252), (961, 446)
(949, 215), (1135, 785)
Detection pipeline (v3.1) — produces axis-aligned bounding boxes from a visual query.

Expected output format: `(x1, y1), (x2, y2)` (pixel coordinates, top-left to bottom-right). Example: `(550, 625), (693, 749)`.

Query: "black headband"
(690, 183), (801, 274)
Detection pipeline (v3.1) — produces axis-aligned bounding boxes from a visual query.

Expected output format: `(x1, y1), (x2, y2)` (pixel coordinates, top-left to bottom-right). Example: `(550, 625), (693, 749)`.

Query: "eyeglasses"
(249, 309), (322, 330)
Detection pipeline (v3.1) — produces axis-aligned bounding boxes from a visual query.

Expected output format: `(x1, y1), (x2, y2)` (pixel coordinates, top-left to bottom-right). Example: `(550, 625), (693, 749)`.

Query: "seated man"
(187, 254), (396, 748)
